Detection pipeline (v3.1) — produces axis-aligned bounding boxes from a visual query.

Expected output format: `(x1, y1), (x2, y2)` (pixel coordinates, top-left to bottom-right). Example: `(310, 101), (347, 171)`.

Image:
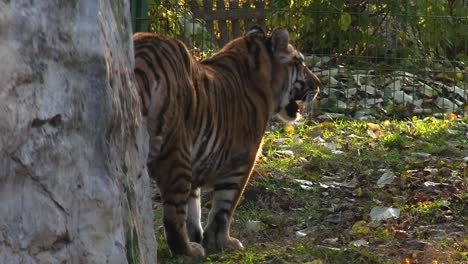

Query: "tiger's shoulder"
(133, 32), (170, 42)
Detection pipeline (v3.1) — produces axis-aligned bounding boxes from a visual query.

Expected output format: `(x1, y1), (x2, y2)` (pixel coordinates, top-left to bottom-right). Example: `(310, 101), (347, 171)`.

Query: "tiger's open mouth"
(278, 89), (317, 122)
(285, 99), (301, 117)
(279, 99), (306, 122)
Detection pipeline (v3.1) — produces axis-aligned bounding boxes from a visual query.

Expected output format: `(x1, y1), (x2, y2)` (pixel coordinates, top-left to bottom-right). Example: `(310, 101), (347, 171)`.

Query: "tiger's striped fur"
(133, 27), (320, 257)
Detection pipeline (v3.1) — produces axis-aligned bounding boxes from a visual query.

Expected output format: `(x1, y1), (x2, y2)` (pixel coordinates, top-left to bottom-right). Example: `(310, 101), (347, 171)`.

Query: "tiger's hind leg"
(148, 151), (205, 257)
(203, 165), (253, 252)
(186, 188), (203, 243)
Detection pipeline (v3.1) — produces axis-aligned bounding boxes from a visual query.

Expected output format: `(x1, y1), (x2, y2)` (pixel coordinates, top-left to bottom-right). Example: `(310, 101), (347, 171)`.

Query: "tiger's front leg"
(202, 165), (254, 252)
(186, 188), (203, 243)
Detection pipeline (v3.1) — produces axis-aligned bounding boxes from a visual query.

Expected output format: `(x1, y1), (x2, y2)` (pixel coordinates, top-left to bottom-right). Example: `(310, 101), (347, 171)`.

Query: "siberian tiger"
(133, 26), (320, 257)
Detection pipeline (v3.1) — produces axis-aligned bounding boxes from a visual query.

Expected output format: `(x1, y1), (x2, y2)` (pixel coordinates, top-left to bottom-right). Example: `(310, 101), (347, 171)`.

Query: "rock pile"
(306, 56), (468, 120)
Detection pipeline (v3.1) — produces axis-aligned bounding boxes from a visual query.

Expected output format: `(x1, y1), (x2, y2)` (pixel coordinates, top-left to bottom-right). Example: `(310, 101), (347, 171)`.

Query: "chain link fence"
(131, 0), (468, 120)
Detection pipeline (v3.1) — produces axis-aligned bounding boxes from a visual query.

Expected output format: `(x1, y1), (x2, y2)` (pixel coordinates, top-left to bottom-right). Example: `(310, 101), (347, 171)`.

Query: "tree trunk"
(0, 0), (157, 263)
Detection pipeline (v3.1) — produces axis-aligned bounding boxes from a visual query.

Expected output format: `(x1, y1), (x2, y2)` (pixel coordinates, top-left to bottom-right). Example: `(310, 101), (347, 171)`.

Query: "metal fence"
(131, 0), (468, 119)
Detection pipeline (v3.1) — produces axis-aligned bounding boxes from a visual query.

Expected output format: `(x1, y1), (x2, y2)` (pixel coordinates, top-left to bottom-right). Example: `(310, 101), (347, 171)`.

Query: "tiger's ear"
(246, 25), (265, 37)
(271, 28), (295, 63)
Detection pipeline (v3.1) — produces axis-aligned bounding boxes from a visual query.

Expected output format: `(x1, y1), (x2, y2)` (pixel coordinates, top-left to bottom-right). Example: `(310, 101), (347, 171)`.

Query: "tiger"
(133, 26), (320, 257)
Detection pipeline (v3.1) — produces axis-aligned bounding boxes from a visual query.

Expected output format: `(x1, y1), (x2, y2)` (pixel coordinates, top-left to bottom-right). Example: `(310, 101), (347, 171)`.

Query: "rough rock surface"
(304, 56), (467, 120)
(0, 1), (156, 263)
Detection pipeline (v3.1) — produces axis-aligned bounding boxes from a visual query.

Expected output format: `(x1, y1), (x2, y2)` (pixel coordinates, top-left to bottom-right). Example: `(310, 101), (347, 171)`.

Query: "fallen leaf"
(394, 230), (410, 239)
(295, 230), (308, 237)
(322, 238), (339, 245)
(350, 239), (368, 247)
(370, 207), (401, 221)
(377, 170), (395, 188)
(295, 227), (316, 238)
(276, 150), (294, 156)
(402, 258), (413, 264)
(246, 220), (262, 232)
(423, 181), (440, 187)
(413, 193), (428, 202)
(366, 122), (380, 131)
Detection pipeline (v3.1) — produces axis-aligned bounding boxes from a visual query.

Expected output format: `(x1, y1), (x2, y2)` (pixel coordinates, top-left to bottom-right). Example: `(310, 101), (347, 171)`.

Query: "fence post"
(231, 0), (241, 38)
(131, 0), (148, 33)
(217, 0), (229, 45)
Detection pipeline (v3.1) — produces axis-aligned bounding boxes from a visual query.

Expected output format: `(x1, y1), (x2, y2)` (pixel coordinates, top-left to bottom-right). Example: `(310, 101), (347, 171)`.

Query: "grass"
(154, 115), (468, 263)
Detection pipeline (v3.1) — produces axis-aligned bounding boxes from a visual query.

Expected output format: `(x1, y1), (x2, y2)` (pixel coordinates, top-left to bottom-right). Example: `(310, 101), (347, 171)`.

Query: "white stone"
(435, 97), (458, 113)
(359, 85), (377, 95)
(393, 90), (413, 105)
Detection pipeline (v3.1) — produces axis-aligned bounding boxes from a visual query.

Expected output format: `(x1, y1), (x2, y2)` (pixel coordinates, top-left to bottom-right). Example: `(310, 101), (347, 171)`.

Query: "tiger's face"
(262, 28), (321, 122)
(276, 50), (321, 122)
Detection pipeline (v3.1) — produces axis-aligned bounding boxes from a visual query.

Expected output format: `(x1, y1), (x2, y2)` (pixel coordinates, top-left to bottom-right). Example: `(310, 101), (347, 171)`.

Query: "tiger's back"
(133, 27), (320, 257)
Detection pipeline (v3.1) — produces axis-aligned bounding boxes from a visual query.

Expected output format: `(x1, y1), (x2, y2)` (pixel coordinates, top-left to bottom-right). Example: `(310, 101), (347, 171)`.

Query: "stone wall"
(0, 0), (156, 263)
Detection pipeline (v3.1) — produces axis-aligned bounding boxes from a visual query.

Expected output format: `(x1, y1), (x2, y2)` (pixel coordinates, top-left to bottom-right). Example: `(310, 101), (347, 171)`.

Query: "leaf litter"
(153, 117), (467, 263)
(232, 117), (467, 264)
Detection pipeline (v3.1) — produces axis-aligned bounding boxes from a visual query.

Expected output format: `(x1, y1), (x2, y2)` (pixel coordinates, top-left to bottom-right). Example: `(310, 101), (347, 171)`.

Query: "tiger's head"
(247, 27), (321, 122)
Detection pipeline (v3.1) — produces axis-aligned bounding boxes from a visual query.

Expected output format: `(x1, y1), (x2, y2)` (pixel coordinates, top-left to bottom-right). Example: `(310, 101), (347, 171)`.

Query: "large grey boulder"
(0, 0), (156, 263)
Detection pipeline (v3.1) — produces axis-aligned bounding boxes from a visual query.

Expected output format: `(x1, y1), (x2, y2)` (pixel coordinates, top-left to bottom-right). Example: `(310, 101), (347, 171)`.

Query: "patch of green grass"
(409, 116), (452, 141)
(212, 242), (394, 264)
(381, 132), (410, 149)
(290, 243), (394, 264)
(154, 116), (466, 263)
(401, 200), (448, 225)
(410, 140), (449, 155)
(234, 200), (276, 224)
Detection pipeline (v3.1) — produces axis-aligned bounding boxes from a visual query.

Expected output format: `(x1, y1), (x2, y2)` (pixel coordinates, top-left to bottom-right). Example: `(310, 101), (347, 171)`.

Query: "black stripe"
(217, 54), (244, 82)
(163, 217), (188, 255)
(156, 144), (171, 161)
(163, 199), (188, 207)
(245, 38), (252, 56)
(209, 87), (223, 154)
(226, 171), (246, 178)
(169, 173), (192, 187)
(171, 187), (191, 195)
(219, 199), (233, 204)
(180, 148), (192, 166)
(215, 208), (230, 217)
(134, 69), (149, 115)
(135, 51), (160, 82)
(142, 44), (174, 133)
(177, 41), (191, 67)
(218, 143), (231, 171)
(207, 62), (234, 77)
(214, 208), (230, 248)
(192, 78), (201, 132)
(163, 40), (180, 58)
(188, 227), (202, 244)
(214, 208), (230, 225)
(184, 94), (193, 121)
(159, 48), (179, 84)
(193, 76), (214, 160)
(213, 182), (239, 191)
(250, 40), (262, 71)
(214, 147), (226, 171)
(240, 90), (258, 136)
(194, 128), (213, 161)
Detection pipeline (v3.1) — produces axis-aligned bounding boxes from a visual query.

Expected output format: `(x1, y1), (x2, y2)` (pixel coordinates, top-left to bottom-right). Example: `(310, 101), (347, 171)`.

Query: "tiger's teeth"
(296, 101), (305, 112)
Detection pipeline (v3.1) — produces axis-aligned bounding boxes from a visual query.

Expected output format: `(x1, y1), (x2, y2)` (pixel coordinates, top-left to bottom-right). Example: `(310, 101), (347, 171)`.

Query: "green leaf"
(339, 12), (351, 31)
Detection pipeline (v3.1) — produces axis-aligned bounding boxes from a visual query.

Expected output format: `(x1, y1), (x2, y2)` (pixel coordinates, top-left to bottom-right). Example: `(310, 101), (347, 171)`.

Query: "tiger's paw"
(203, 235), (244, 252)
(224, 237), (244, 251)
(187, 242), (205, 257)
